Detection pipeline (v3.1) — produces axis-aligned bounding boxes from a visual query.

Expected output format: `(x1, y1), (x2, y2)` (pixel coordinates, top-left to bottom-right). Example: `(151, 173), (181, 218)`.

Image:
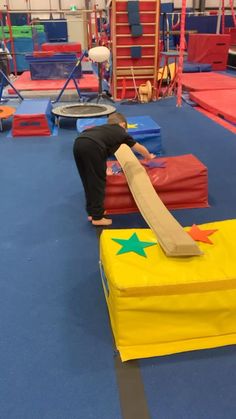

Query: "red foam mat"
(190, 89), (236, 124)
(13, 114), (51, 136)
(8, 71), (98, 94)
(187, 34), (230, 71)
(104, 154), (208, 214)
(196, 107), (236, 134)
(182, 72), (236, 91)
(41, 42), (82, 54)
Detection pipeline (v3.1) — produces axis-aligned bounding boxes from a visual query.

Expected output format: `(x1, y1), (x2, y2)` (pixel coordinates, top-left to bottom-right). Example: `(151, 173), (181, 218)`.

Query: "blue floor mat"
(1, 98), (236, 418)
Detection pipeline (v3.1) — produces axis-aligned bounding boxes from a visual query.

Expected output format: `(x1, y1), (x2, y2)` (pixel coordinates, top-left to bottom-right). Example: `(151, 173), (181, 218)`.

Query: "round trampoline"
(52, 103), (116, 118)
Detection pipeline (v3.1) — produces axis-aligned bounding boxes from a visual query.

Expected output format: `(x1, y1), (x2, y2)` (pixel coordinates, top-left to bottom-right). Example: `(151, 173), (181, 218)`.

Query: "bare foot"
(92, 218), (112, 226)
(88, 212), (107, 222)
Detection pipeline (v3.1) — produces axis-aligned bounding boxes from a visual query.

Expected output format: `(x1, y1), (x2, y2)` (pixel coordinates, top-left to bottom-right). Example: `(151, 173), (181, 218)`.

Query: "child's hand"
(106, 167), (113, 176)
(145, 153), (156, 161)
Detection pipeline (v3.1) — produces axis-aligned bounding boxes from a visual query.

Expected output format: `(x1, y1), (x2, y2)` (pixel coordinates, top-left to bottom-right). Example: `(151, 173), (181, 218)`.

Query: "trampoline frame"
(52, 103), (116, 125)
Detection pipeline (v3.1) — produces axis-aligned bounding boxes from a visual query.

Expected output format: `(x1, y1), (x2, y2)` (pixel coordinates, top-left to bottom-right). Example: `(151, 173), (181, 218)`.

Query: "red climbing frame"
(110, 0), (160, 100)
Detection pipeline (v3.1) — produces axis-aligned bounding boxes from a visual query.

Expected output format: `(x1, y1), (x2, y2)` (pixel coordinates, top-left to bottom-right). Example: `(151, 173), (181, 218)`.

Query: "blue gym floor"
(1, 97), (236, 419)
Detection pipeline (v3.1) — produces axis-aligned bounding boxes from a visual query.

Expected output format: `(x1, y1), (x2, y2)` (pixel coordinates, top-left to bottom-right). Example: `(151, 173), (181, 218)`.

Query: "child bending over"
(73, 112), (155, 226)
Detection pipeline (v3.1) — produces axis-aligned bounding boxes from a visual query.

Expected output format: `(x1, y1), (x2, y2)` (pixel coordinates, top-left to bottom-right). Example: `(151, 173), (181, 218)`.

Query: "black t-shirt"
(78, 124), (136, 157)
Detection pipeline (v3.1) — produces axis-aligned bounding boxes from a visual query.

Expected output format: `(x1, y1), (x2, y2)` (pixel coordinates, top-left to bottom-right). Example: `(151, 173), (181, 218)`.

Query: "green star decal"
(112, 233), (157, 257)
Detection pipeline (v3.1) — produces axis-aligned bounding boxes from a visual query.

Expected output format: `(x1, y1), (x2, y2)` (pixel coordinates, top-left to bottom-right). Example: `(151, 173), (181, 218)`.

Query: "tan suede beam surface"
(115, 145), (203, 257)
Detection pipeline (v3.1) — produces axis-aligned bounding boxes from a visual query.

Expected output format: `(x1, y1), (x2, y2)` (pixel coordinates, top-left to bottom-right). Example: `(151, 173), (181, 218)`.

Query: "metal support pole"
(229, 0), (236, 27)
(199, 0), (206, 13)
(6, 5), (17, 76)
(0, 69), (24, 101)
(216, 0), (222, 34)
(176, 0), (186, 107)
(221, 0), (225, 34)
(53, 51), (87, 103)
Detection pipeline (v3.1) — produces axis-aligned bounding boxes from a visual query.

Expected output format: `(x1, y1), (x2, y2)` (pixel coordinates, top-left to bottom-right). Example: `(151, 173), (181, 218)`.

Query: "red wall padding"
(105, 155), (208, 214)
(188, 34), (231, 70)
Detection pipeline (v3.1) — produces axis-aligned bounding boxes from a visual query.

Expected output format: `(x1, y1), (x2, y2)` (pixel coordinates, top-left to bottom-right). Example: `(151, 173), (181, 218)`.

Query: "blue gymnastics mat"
(76, 115), (162, 155)
(76, 115), (161, 136)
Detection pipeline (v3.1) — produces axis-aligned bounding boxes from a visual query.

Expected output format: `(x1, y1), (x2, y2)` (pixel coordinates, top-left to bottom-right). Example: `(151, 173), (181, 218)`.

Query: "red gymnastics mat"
(8, 71), (98, 94)
(12, 99), (53, 137)
(182, 72), (236, 91)
(196, 107), (236, 134)
(190, 89), (236, 125)
(41, 42), (82, 55)
(104, 154), (208, 214)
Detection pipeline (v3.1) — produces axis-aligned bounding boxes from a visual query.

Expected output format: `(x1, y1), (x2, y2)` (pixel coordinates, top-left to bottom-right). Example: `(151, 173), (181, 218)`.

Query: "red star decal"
(187, 224), (218, 244)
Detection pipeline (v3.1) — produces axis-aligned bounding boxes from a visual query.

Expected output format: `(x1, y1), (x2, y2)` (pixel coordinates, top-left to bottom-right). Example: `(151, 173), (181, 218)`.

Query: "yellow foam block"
(100, 219), (236, 361)
(157, 62), (176, 81)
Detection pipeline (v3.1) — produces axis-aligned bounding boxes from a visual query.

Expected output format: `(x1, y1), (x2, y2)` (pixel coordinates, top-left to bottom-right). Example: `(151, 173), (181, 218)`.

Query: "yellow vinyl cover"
(157, 62), (176, 81)
(115, 144), (202, 257)
(100, 219), (236, 361)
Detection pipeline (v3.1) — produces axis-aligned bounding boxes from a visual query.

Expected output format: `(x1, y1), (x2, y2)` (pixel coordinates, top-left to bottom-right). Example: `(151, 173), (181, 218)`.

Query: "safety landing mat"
(182, 72), (236, 91)
(100, 219), (236, 361)
(8, 71), (98, 94)
(190, 89), (236, 125)
(105, 154), (208, 214)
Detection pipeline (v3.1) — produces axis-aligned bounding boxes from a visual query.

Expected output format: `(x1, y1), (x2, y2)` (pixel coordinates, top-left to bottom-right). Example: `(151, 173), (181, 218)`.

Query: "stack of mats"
(189, 90), (236, 125)
(12, 99), (54, 137)
(182, 72), (236, 91)
(25, 53), (82, 80)
(183, 62), (212, 73)
(41, 42), (82, 55)
(181, 73), (236, 125)
(100, 219), (236, 361)
(104, 154), (208, 214)
(7, 35), (47, 73)
(76, 115), (162, 156)
(7, 71), (98, 94)
(0, 24), (45, 38)
(3, 25), (47, 72)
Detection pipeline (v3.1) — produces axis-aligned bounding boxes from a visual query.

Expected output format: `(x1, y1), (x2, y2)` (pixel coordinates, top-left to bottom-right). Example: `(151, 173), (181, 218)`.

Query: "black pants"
(73, 137), (107, 220)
